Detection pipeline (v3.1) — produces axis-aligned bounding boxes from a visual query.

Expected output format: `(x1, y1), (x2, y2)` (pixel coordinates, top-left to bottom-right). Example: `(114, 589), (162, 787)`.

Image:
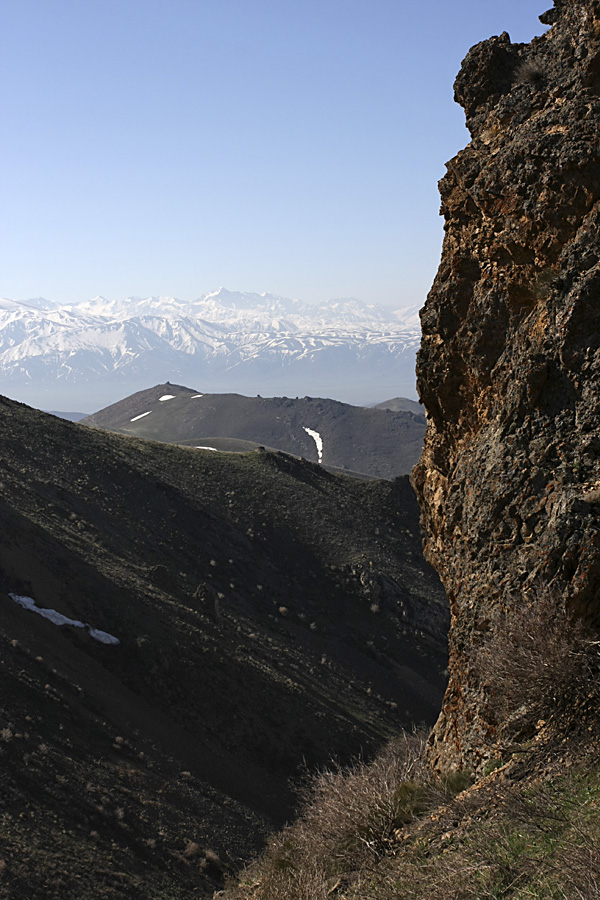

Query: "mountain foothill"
(82, 382), (426, 480)
(4, 1), (600, 897)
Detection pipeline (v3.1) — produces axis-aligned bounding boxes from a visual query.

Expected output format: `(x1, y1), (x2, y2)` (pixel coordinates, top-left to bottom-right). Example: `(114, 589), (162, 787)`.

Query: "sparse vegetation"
(514, 59), (547, 87)
(474, 588), (600, 742)
(0, 393), (447, 898)
(223, 727), (600, 900)
(223, 585), (600, 900)
(354, 766), (600, 900)
(224, 730), (471, 900)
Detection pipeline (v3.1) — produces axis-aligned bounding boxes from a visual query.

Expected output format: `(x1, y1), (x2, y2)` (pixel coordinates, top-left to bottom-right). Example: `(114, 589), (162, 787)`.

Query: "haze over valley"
(0, 288), (421, 413)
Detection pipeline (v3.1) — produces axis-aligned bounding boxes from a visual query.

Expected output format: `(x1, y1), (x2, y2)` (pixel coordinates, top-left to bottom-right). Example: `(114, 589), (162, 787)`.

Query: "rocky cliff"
(412, 0), (600, 771)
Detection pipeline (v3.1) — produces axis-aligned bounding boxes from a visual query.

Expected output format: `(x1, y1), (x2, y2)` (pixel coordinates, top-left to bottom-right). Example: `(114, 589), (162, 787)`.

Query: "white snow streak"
(191, 394), (204, 399)
(130, 410), (152, 422)
(195, 446), (218, 451)
(158, 394), (176, 401)
(87, 627), (120, 645)
(303, 426), (323, 463)
(9, 593), (120, 645)
(10, 593), (85, 627)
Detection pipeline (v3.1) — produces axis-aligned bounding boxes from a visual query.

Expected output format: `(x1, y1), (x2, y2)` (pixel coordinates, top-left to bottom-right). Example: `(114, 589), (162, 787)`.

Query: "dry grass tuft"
(514, 59), (546, 86)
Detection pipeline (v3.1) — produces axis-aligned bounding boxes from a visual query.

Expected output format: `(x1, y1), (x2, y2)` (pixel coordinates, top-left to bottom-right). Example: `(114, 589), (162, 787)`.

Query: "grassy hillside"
(0, 394), (447, 898)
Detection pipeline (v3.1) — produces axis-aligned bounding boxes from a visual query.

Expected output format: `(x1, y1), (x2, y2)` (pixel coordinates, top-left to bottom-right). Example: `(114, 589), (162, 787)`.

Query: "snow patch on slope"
(303, 426), (323, 464)
(9, 593), (120, 645)
(131, 411), (152, 422)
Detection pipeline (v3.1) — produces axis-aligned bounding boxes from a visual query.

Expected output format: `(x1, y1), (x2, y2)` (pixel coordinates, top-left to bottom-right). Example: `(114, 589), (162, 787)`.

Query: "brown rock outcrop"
(412, 0), (600, 771)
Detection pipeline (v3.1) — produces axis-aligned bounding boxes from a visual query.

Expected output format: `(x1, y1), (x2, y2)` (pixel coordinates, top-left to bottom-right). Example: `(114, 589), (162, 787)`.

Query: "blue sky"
(1, 0), (548, 308)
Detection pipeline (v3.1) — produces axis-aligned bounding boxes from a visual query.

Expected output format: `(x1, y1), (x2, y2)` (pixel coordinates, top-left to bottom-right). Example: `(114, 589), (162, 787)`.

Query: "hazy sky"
(1, 0), (549, 308)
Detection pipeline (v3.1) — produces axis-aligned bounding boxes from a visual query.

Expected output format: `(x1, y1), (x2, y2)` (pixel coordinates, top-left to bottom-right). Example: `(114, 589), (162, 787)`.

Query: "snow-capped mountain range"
(0, 288), (422, 412)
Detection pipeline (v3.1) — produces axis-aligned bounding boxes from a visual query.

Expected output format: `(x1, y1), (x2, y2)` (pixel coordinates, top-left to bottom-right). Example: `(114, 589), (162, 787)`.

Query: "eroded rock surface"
(412, 0), (600, 771)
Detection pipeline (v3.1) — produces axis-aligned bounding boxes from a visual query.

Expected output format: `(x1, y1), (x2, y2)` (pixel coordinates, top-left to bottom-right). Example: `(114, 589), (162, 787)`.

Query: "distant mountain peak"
(0, 289), (422, 410)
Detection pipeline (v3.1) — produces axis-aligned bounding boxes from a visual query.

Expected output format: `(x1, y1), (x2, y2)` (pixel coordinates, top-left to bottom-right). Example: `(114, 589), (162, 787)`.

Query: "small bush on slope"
(474, 589), (600, 743)
(226, 750), (600, 900)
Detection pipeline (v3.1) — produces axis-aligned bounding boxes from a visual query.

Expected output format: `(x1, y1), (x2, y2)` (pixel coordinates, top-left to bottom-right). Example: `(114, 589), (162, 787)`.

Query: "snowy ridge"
(0, 288), (421, 407)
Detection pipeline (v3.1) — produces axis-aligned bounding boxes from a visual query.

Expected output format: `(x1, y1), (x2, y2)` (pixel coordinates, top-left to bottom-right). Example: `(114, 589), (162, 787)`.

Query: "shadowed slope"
(0, 394), (447, 897)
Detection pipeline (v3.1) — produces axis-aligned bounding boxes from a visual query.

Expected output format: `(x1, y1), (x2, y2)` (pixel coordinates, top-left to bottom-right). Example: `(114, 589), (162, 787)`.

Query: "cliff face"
(412, 0), (600, 771)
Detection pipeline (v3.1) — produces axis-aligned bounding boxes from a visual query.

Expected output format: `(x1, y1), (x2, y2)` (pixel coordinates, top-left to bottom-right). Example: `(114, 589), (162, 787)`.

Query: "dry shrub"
(562, 845), (600, 899)
(225, 590), (600, 900)
(461, 783), (600, 900)
(474, 588), (600, 739)
(226, 728), (467, 900)
(295, 728), (430, 861)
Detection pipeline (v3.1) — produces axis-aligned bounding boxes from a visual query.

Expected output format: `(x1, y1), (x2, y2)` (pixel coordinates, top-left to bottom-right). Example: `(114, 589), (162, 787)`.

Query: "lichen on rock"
(412, 0), (600, 772)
